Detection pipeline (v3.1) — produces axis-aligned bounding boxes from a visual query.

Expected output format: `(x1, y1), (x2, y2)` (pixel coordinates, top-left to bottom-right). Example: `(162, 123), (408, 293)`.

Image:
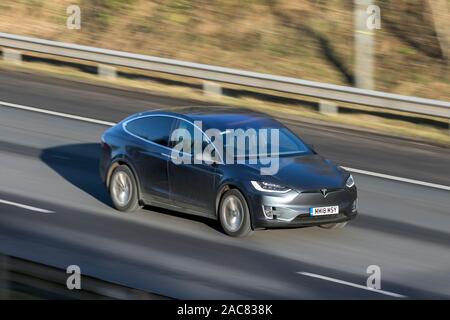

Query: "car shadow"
(40, 143), (222, 232)
(143, 204), (222, 232)
(40, 143), (112, 207)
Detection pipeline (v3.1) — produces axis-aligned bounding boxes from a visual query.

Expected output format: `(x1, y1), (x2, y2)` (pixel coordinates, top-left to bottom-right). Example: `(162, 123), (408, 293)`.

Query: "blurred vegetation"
(0, 0), (449, 100)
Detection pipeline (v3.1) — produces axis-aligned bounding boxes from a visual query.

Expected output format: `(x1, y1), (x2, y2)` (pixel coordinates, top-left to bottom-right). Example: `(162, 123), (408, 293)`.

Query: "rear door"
(124, 115), (176, 204)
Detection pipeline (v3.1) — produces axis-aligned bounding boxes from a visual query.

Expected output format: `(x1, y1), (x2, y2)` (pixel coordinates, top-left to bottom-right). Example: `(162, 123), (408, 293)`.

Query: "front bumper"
(247, 185), (358, 229)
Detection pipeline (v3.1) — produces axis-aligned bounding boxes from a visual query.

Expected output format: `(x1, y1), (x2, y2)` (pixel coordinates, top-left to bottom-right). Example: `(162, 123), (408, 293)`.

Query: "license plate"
(309, 205), (339, 216)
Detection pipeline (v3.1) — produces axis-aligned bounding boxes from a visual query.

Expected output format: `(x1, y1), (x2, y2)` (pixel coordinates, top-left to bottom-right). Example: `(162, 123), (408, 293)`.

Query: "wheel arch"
(106, 158), (143, 202)
(215, 182), (255, 230)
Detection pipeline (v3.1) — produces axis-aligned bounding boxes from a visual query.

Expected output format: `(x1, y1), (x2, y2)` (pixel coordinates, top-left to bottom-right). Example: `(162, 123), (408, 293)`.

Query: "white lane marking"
(343, 167), (450, 191)
(0, 199), (54, 214)
(1, 100), (449, 191)
(0, 101), (116, 126)
(297, 272), (407, 298)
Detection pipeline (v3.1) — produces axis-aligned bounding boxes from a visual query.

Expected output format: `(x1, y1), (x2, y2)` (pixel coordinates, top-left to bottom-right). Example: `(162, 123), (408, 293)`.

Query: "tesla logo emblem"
(320, 189), (328, 197)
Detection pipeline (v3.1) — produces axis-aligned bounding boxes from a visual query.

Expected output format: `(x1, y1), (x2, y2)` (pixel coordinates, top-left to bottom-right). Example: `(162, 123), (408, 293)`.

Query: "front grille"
(293, 212), (346, 222)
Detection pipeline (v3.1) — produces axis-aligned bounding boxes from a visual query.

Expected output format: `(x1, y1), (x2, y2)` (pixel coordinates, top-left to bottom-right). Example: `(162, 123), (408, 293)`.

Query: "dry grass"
(0, 0), (449, 101)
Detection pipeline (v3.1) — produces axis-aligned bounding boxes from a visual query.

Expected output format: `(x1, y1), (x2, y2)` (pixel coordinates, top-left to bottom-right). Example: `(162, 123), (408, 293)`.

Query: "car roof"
(135, 106), (284, 129)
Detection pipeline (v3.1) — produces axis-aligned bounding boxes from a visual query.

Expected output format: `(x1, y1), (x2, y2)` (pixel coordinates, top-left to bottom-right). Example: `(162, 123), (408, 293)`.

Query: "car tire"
(109, 165), (142, 212)
(319, 222), (348, 229)
(219, 189), (253, 237)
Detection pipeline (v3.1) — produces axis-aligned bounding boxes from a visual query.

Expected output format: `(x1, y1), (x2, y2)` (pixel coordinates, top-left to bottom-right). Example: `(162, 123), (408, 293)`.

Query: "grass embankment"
(0, 0), (449, 100)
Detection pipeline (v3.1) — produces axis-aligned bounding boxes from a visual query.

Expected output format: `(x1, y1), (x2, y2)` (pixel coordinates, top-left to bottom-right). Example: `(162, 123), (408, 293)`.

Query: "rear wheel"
(319, 222), (348, 229)
(109, 165), (142, 212)
(219, 189), (253, 237)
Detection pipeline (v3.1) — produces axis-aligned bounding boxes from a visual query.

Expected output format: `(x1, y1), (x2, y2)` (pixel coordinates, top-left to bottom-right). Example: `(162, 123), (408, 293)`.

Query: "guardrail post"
(319, 100), (338, 115)
(98, 64), (117, 80)
(203, 81), (222, 98)
(2, 48), (22, 64)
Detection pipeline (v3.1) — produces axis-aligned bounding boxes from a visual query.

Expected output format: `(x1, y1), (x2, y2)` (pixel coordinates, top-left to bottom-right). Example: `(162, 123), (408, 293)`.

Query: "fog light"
(263, 206), (274, 219)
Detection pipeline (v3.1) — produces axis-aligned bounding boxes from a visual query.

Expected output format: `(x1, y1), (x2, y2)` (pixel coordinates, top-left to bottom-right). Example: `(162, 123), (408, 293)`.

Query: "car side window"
(170, 120), (210, 155)
(126, 116), (175, 147)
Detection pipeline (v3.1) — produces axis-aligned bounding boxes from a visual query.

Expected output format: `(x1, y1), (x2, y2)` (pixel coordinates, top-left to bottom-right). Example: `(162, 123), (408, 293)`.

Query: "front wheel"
(219, 189), (253, 237)
(109, 165), (142, 212)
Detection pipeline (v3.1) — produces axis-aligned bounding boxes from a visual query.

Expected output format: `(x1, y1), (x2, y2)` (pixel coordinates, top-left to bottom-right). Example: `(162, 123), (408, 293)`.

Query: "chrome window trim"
(122, 114), (224, 163)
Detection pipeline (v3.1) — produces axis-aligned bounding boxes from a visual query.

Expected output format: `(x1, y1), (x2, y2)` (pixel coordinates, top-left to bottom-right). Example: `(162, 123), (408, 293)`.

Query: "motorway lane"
(1, 69), (449, 186)
(0, 105), (449, 298)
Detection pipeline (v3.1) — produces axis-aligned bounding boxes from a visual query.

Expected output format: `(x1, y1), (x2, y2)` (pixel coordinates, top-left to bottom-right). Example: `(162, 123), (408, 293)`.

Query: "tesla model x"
(100, 106), (357, 237)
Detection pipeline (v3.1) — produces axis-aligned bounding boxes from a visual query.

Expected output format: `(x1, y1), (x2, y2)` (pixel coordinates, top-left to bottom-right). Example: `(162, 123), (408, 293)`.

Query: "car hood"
(245, 154), (347, 191)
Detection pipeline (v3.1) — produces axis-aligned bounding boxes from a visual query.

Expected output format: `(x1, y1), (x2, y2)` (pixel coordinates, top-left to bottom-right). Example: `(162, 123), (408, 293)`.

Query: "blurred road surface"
(0, 69), (449, 298)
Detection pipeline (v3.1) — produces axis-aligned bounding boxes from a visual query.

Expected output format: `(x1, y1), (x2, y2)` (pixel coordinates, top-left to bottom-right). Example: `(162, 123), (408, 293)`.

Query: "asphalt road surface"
(0, 69), (449, 299)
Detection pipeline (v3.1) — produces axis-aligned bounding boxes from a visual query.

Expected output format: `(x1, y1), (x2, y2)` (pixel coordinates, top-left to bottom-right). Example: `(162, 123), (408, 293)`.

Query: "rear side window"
(125, 116), (175, 147)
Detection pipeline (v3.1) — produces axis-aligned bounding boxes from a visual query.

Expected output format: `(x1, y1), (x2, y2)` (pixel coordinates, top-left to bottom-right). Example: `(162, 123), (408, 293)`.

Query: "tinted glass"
(200, 114), (311, 157)
(226, 127), (310, 158)
(126, 116), (175, 147)
(170, 119), (210, 155)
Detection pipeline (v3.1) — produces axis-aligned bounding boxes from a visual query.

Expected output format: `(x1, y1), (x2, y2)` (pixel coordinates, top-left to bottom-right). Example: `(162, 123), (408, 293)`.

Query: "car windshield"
(201, 115), (312, 159)
(222, 127), (311, 159)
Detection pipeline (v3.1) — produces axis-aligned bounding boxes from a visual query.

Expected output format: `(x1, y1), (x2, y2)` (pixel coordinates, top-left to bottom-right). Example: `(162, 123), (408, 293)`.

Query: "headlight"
(346, 174), (355, 188)
(251, 181), (291, 193)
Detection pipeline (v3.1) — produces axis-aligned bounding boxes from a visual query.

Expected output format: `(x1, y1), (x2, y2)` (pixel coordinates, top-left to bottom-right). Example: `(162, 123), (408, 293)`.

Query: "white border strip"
(297, 272), (407, 298)
(1, 100), (449, 191)
(343, 167), (450, 191)
(0, 199), (54, 214)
